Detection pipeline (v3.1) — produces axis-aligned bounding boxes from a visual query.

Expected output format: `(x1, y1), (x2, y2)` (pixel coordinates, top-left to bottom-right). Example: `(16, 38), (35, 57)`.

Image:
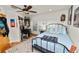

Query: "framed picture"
(10, 19), (16, 27)
(61, 14), (66, 21)
(68, 5), (73, 25)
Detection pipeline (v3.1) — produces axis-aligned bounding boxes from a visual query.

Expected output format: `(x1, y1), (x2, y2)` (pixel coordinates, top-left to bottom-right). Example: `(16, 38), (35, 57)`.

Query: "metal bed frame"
(46, 23), (68, 33)
(32, 23), (72, 53)
(32, 37), (70, 53)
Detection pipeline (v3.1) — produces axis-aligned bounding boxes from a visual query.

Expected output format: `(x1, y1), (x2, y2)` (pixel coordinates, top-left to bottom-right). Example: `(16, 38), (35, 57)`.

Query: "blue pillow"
(0, 21), (5, 29)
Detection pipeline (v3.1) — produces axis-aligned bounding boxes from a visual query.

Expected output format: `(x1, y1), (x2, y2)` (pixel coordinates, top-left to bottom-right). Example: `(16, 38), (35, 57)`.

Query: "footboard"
(32, 37), (70, 53)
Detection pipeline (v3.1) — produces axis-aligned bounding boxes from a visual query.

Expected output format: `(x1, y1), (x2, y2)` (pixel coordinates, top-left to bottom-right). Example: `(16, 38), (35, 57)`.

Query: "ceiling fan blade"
(26, 5), (32, 11)
(17, 11), (29, 14)
(16, 10), (23, 12)
(29, 11), (37, 13)
(11, 5), (22, 10)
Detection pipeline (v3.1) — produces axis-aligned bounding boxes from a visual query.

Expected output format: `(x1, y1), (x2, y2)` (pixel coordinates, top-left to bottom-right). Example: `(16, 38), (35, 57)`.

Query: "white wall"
(1, 6), (22, 43)
(6, 12), (21, 43)
(31, 10), (68, 34)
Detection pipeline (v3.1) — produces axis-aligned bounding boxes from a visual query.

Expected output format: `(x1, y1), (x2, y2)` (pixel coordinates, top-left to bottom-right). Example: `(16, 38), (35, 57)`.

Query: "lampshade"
(0, 12), (6, 17)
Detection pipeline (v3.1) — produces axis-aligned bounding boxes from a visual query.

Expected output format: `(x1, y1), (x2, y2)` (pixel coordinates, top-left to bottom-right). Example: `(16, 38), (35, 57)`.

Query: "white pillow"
(47, 24), (58, 34)
(57, 25), (67, 34)
(62, 26), (67, 34)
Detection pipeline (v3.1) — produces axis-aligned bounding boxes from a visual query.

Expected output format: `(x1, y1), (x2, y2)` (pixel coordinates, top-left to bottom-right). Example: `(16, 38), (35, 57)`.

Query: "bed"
(32, 23), (76, 53)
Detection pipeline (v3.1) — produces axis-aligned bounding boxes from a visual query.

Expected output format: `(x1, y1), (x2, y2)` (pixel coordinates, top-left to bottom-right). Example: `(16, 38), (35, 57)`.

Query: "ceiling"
(0, 5), (71, 16)
(16, 5), (71, 13)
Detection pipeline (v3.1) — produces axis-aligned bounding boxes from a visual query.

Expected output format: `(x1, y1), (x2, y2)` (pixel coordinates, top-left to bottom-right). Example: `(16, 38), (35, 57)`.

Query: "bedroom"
(0, 5), (79, 53)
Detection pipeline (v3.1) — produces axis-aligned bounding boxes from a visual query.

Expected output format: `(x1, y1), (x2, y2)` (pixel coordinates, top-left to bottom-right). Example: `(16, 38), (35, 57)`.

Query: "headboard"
(46, 23), (68, 34)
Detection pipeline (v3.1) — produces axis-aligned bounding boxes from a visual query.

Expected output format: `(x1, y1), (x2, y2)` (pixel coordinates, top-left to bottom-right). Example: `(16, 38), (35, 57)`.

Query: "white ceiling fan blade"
(11, 5), (23, 10)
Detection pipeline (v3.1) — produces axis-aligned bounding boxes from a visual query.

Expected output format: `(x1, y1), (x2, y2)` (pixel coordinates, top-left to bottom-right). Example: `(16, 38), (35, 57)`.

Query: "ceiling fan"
(10, 5), (37, 14)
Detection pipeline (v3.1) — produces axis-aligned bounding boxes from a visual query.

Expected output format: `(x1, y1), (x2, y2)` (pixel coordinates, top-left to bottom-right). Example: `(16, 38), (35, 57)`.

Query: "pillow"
(57, 25), (67, 34)
(42, 35), (49, 40)
(47, 24), (58, 34)
(69, 45), (77, 53)
(57, 25), (62, 34)
(52, 24), (58, 34)
(52, 37), (58, 43)
(62, 26), (67, 34)
(47, 36), (58, 43)
(46, 25), (53, 33)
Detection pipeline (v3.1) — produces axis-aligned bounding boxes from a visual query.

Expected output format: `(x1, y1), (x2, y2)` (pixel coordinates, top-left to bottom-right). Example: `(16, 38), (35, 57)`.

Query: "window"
(73, 7), (79, 28)
(68, 6), (73, 25)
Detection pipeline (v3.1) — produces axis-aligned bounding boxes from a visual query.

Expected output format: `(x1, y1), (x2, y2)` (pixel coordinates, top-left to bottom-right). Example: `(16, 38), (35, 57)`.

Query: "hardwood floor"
(5, 37), (40, 53)
(5, 34), (39, 53)
(0, 33), (38, 53)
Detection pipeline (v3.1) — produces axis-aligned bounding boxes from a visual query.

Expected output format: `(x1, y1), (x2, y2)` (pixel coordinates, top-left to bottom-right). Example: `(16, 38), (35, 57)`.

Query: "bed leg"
(54, 43), (55, 53)
(63, 46), (65, 53)
(46, 40), (48, 53)
(32, 39), (33, 52)
(41, 39), (42, 52)
(32, 45), (33, 52)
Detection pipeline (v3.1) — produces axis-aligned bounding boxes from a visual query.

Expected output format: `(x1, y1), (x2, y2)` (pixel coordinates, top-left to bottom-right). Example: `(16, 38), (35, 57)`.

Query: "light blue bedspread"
(33, 32), (73, 53)
(32, 24), (74, 53)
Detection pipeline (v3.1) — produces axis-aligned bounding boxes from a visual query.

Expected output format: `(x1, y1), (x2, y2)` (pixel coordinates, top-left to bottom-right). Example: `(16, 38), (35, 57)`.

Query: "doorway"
(18, 16), (31, 41)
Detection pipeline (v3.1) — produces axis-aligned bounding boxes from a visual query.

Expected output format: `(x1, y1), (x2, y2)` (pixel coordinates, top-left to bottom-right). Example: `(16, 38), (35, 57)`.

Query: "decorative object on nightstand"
(39, 23), (46, 34)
